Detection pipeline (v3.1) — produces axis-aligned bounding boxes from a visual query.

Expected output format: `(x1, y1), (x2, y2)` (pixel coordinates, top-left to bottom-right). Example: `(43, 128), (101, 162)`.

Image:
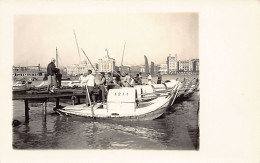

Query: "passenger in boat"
(134, 74), (142, 85)
(79, 74), (84, 82)
(123, 73), (131, 87)
(99, 72), (106, 103)
(157, 72), (162, 84)
(47, 58), (58, 93)
(115, 71), (122, 86)
(139, 72), (142, 83)
(82, 70), (96, 106)
(147, 73), (152, 85)
(80, 73), (87, 89)
(106, 72), (114, 90)
(56, 68), (62, 88)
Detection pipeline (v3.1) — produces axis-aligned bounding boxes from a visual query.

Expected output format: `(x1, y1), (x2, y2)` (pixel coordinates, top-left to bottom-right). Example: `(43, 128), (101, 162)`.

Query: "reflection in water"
(13, 92), (199, 150)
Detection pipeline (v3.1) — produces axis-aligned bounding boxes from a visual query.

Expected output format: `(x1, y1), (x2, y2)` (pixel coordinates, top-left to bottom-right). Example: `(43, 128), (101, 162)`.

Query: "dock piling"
(56, 97), (60, 108)
(42, 100), (47, 122)
(24, 100), (29, 123)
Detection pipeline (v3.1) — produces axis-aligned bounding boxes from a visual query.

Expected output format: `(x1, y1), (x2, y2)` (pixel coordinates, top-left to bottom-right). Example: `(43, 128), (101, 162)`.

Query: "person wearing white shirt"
(80, 73), (87, 88)
(147, 73), (152, 85)
(82, 70), (96, 106)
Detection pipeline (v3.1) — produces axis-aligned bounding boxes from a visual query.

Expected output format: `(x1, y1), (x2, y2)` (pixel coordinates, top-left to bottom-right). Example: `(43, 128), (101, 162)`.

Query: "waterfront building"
(158, 64), (167, 75)
(140, 65), (145, 73)
(178, 60), (193, 73)
(130, 65), (141, 75)
(98, 55), (116, 73)
(119, 66), (131, 75)
(167, 54), (178, 74)
(150, 61), (155, 76)
(154, 65), (159, 75)
(191, 59), (199, 72)
(12, 64), (46, 80)
(66, 61), (96, 76)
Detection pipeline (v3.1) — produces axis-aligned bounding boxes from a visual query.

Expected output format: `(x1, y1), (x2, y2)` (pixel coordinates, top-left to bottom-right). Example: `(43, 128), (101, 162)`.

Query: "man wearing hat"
(47, 58), (58, 93)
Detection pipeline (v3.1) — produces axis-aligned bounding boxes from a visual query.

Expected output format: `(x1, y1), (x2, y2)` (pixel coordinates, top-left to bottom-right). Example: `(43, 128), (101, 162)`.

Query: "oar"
(85, 86), (92, 106)
(86, 86), (95, 119)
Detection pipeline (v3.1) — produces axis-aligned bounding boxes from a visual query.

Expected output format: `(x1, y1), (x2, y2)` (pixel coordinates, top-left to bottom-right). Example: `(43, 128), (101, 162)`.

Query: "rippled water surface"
(13, 74), (199, 150)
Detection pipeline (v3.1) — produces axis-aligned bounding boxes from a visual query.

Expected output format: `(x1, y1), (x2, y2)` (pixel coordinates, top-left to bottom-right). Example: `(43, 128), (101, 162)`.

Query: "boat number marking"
(114, 92), (129, 96)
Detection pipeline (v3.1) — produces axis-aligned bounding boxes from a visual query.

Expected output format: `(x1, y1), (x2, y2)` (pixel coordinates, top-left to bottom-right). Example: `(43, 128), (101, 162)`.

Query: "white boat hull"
(57, 88), (178, 121)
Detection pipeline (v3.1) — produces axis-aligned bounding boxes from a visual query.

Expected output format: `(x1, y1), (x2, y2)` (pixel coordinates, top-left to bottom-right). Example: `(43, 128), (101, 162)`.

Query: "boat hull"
(57, 102), (168, 121)
(56, 88), (178, 121)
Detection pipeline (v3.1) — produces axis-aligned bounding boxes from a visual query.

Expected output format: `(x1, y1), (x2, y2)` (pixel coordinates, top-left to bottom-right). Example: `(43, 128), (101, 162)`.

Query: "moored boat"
(56, 86), (179, 121)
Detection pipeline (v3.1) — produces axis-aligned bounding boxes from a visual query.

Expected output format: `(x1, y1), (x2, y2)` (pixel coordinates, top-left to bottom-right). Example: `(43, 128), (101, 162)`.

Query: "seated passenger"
(123, 73), (131, 87)
(106, 72), (114, 90)
(134, 74), (142, 85)
(99, 72), (106, 104)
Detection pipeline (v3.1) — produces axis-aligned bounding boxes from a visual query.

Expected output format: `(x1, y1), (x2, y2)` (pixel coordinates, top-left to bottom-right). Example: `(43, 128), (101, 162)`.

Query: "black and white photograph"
(1, 1), (260, 163)
(12, 13), (199, 150)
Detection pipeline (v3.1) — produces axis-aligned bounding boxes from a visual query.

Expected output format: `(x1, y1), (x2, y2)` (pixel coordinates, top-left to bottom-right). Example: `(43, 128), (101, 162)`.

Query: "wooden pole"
(121, 42), (126, 67)
(42, 100), (47, 122)
(56, 97), (60, 109)
(81, 49), (97, 74)
(24, 100), (29, 123)
(56, 47), (58, 68)
(73, 30), (82, 62)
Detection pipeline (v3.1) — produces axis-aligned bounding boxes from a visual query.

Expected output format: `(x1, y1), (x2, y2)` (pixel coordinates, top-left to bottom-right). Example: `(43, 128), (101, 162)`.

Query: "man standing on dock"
(47, 58), (57, 93)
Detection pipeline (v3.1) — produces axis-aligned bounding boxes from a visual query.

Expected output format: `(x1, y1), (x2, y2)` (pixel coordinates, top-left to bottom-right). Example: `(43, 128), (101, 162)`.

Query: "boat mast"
(121, 42), (126, 66)
(56, 47), (58, 68)
(73, 29), (82, 63)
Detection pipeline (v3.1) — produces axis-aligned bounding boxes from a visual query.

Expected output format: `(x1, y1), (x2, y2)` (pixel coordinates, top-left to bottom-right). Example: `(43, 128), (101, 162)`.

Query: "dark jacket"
(134, 76), (142, 85)
(115, 74), (121, 82)
(47, 62), (57, 76)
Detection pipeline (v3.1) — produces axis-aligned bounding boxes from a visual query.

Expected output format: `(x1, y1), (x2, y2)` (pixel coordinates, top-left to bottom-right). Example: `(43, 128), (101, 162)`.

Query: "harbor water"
(12, 74), (199, 150)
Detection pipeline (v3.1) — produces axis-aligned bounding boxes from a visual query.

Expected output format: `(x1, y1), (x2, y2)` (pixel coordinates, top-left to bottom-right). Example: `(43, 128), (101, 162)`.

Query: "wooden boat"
(174, 78), (199, 100)
(12, 80), (33, 94)
(56, 86), (179, 121)
(183, 78), (199, 98)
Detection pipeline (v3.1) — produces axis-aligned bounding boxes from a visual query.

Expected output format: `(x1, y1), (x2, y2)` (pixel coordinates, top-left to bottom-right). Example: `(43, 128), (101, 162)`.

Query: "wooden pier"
(13, 89), (87, 123)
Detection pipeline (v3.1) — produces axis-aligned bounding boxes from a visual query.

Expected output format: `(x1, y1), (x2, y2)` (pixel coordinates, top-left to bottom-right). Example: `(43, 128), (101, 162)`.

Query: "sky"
(14, 13), (198, 67)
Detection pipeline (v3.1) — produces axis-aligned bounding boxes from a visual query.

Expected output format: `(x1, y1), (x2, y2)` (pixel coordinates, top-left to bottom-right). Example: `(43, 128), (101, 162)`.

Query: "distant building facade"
(119, 66), (131, 75)
(191, 59), (199, 72)
(98, 55), (115, 73)
(12, 64), (46, 80)
(167, 54), (178, 74)
(158, 64), (167, 75)
(66, 61), (96, 76)
(150, 61), (155, 76)
(178, 60), (193, 72)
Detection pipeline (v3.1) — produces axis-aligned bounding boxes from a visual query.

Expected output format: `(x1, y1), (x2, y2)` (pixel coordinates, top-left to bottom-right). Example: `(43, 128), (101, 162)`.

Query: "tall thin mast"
(73, 29), (82, 62)
(56, 47), (58, 68)
(121, 42), (126, 66)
